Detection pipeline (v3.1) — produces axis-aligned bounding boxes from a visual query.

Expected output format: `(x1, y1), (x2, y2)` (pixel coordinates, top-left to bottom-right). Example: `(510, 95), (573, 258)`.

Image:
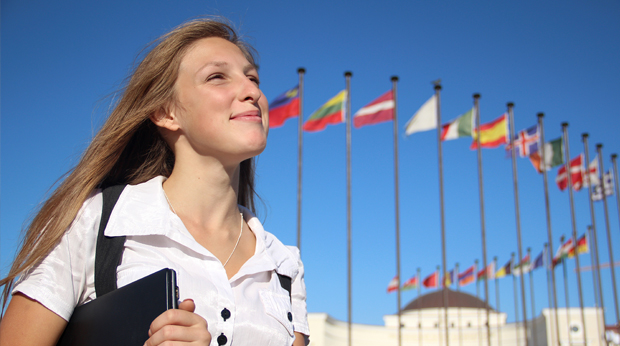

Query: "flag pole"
(560, 235), (573, 346)
(561, 123), (588, 346)
(344, 71), (353, 346)
(434, 82), (450, 346)
(474, 93), (492, 346)
(544, 243), (557, 346)
(476, 259), (482, 346)
(418, 267), (423, 346)
(583, 134), (608, 337)
(512, 253), (522, 346)
(437, 265), (444, 346)
(495, 256), (502, 346)
(392, 76), (403, 346)
(537, 113), (561, 346)
(528, 247), (538, 346)
(597, 144), (620, 322)
(507, 102), (529, 346)
(456, 262), (463, 346)
(587, 225), (605, 345)
(297, 68), (305, 254)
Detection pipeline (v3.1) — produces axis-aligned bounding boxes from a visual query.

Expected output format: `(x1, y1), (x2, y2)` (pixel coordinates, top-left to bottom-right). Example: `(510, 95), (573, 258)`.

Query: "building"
(307, 289), (605, 346)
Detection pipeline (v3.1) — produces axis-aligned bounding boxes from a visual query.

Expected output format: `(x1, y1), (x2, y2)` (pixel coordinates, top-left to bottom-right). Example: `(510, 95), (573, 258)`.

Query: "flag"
(423, 272), (439, 288)
(477, 262), (495, 281)
(387, 276), (399, 293)
(470, 113), (508, 149)
(552, 238), (574, 267)
(529, 137), (564, 172)
(441, 108), (474, 141)
(592, 170), (614, 201)
(512, 254), (531, 276)
(507, 125), (539, 157)
(556, 154), (584, 191)
(443, 269), (456, 287)
(495, 259), (512, 278)
(583, 156), (600, 188)
(568, 234), (589, 258)
(531, 250), (545, 271)
(458, 265), (475, 287)
(268, 85), (300, 128)
(303, 90), (346, 132)
(404, 94), (437, 135)
(353, 90), (394, 128)
(402, 275), (419, 291)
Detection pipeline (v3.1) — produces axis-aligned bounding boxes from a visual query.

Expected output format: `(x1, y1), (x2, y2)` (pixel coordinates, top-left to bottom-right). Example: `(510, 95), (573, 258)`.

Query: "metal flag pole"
(345, 71), (353, 346)
(474, 93), (492, 346)
(537, 113), (561, 346)
(512, 253), (522, 346)
(456, 262), (463, 346)
(544, 243), (557, 346)
(597, 145), (620, 322)
(507, 103), (529, 346)
(418, 267), (423, 346)
(583, 134), (607, 341)
(476, 260), (482, 346)
(392, 76), (403, 346)
(495, 257), (502, 346)
(560, 235), (573, 346)
(587, 225), (605, 345)
(528, 247), (538, 346)
(434, 82), (450, 346)
(297, 68), (305, 254)
(437, 266), (444, 346)
(561, 123), (588, 346)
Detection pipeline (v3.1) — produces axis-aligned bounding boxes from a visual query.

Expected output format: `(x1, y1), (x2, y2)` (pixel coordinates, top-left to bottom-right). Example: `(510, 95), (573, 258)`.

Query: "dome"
(402, 289), (496, 312)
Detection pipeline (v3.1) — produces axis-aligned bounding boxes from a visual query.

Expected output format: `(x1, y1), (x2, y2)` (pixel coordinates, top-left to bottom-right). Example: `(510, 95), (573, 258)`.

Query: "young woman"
(0, 18), (309, 346)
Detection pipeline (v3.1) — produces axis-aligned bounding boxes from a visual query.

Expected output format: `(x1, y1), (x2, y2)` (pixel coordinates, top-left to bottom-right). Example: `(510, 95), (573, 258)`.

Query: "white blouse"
(14, 176), (309, 346)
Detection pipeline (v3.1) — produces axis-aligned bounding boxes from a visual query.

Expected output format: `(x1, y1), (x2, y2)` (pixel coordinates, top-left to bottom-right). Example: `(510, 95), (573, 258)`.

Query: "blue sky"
(2, 0), (620, 327)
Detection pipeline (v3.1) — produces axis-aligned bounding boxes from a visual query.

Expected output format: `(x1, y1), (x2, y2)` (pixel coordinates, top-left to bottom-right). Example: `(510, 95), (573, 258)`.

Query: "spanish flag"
(470, 113), (508, 149)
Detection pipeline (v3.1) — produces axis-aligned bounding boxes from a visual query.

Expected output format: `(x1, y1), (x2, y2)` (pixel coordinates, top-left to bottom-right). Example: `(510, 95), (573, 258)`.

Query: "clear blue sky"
(2, 0), (620, 327)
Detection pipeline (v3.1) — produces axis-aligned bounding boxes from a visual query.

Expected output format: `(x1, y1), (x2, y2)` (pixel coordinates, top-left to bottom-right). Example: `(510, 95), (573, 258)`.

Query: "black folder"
(57, 268), (179, 346)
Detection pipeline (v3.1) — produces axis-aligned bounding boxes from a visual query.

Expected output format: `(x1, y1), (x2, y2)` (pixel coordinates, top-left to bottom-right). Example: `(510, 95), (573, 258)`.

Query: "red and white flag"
(353, 90), (394, 128)
(556, 154), (584, 191)
(387, 276), (399, 293)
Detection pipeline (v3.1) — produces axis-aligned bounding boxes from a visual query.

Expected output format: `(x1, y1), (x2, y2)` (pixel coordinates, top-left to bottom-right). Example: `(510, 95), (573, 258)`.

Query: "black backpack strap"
(277, 273), (292, 302)
(94, 184), (127, 297)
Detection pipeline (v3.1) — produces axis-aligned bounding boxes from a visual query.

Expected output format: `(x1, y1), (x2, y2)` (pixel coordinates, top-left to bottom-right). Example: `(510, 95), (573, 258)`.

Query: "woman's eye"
(248, 76), (260, 86)
(207, 74), (224, 82)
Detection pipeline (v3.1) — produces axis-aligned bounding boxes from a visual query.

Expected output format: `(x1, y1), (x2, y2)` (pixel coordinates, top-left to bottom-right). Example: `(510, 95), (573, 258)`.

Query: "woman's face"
(171, 37), (269, 166)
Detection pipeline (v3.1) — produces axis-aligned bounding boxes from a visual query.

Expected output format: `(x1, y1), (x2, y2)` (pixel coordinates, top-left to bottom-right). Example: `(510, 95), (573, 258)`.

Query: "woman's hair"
(1, 17), (259, 309)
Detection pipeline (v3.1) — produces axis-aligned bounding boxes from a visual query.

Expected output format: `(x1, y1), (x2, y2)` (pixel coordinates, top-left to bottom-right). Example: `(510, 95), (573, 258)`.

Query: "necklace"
(223, 213), (243, 267)
(163, 187), (243, 267)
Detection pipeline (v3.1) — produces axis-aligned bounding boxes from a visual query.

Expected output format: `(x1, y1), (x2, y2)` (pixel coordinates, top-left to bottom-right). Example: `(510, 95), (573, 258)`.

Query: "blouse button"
(221, 308), (231, 321)
(217, 333), (228, 345)
(287, 312), (293, 322)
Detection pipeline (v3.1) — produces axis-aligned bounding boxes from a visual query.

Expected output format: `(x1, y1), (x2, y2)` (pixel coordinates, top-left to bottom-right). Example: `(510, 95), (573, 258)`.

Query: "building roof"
(402, 289), (496, 312)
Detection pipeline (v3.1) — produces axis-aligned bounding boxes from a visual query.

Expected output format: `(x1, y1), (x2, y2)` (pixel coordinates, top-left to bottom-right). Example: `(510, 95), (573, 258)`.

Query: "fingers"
(145, 299), (210, 346)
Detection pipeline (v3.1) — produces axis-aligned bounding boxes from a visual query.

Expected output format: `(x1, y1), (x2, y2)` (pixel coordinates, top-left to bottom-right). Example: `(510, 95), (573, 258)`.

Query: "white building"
(307, 289), (606, 346)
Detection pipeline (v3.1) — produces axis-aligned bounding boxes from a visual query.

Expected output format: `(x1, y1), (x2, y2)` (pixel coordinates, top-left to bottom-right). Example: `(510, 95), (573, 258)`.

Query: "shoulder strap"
(277, 274), (292, 302)
(94, 184), (127, 297)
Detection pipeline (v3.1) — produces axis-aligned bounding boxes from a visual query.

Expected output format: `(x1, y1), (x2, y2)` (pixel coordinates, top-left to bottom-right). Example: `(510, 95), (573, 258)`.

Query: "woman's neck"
(162, 157), (241, 235)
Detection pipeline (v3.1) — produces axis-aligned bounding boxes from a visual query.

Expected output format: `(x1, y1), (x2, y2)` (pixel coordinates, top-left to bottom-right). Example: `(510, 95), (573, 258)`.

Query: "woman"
(0, 18), (309, 346)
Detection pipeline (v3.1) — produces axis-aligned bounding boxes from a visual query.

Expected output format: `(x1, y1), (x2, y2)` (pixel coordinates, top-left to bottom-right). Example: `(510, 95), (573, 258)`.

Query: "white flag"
(583, 155), (600, 187)
(404, 94), (437, 136)
(592, 170), (614, 201)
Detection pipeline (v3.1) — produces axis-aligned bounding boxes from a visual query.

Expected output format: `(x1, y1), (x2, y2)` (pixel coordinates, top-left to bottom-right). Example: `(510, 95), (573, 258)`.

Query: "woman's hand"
(144, 299), (211, 346)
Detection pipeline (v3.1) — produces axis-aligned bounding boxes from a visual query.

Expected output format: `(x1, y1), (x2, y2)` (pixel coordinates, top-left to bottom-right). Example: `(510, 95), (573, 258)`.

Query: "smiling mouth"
(231, 111), (261, 120)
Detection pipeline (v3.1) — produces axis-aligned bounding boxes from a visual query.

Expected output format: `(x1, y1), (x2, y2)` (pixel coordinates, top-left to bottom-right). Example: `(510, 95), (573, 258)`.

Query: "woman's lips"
(230, 110), (261, 121)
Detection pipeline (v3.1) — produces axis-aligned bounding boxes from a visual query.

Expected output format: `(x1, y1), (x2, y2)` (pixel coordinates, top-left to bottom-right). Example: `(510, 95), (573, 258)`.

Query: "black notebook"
(57, 268), (179, 346)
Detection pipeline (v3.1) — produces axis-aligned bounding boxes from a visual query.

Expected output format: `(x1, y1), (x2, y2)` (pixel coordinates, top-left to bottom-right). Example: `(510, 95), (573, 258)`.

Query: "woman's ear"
(150, 107), (180, 131)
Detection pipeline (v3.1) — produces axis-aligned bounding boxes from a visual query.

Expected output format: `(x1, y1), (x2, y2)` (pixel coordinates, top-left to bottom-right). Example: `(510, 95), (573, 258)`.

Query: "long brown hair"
(1, 17), (259, 309)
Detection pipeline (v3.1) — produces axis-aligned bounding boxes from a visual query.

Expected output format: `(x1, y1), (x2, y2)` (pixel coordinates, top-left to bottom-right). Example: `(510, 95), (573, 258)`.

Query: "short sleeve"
(286, 246), (310, 338)
(13, 192), (102, 321)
